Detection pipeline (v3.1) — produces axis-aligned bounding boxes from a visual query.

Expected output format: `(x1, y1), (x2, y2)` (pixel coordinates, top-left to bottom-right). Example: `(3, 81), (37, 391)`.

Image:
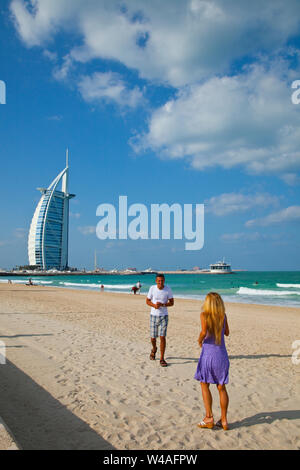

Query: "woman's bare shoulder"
(200, 311), (207, 321)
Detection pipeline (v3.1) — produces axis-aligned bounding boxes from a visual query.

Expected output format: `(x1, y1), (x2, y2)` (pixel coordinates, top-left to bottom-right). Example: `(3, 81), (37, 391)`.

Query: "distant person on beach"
(26, 278), (34, 286)
(146, 274), (174, 367)
(8, 279), (12, 284)
(131, 285), (138, 294)
(100, 284), (104, 292)
(194, 292), (230, 430)
(136, 281), (142, 293)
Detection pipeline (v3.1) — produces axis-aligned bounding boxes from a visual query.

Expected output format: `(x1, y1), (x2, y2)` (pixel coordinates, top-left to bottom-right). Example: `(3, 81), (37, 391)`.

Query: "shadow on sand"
(0, 334), (52, 339)
(229, 410), (300, 430)
(0, 358), (115, 450)
(166, 353), (292, 365)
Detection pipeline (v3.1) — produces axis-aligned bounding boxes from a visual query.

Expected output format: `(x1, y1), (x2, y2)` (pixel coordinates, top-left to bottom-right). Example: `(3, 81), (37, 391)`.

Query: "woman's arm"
(198, 312), (207, 347)
(224, 314), (230, 336)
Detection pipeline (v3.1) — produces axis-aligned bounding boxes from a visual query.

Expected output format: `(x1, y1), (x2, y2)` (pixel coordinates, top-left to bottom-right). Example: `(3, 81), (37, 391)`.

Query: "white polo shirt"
(147, 285), (173, 317)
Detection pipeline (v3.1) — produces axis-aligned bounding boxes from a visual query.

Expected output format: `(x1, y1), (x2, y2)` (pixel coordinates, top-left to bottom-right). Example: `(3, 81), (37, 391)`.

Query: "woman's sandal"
(160, 359), (168, 367)
(216, 420), (229, 431)
(197, 418), (214, 429)
(150, 347), (157, 360)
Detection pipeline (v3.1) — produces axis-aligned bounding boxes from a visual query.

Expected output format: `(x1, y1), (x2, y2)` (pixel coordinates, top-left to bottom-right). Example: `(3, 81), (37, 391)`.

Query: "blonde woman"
(194, 292), (230, 430)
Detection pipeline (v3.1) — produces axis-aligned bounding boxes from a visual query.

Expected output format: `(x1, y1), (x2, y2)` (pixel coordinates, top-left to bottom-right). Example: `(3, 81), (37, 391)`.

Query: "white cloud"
(221, 232), (263, 242)
(134, 62), (300, 175)
(78, 225), (95, 235)
(78, 72), (144, 108)
(53, 54), (74, 81)
(246, 205), (300, 227)
(14, 228), (27, 238)
(10, 1), (300, 177)
(10, 0), (300, 86)
(205, 192), (279, 216)
(43, 49), (57, 61)
(47, 115), (62, 121)
(70, 212), (80, 219)
(280, 172), (300, 186)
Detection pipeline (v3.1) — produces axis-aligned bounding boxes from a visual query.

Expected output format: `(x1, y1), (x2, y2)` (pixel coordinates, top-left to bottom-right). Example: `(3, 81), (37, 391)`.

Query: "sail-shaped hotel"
(28, 151), (75, 270)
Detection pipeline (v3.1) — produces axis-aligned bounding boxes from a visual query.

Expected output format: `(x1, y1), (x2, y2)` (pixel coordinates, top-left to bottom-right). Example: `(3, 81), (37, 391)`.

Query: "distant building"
(28, 151), (75, 270)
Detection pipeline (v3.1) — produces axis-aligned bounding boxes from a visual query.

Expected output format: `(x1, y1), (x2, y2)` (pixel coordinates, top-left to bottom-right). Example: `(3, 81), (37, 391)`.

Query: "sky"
(1, 0), (300, 271)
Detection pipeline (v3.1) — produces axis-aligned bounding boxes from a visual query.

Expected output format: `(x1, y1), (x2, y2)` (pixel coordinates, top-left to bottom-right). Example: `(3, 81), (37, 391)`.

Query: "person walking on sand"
(194, 292), (230, 430)
(131, 285), (138, 294)
(136, 281), (142, 294)
(146, 274), (174, 367)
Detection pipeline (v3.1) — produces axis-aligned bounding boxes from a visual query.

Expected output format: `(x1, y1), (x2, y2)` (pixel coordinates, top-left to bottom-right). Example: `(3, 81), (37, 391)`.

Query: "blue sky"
(1, 0), (300, 271)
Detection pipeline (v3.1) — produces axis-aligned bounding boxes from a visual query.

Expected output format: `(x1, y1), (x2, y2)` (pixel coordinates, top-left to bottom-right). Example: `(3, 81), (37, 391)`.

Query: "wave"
(35, 280), (53, 284)
(238, 287), (300, 296)
(0, 278), (53, 284)
(59, 282), (133, 289)
(276, 283), (300, 288)
(0, 279), (32, 284)
(60, 282), (100, 288)
(103, 284), (133, 289)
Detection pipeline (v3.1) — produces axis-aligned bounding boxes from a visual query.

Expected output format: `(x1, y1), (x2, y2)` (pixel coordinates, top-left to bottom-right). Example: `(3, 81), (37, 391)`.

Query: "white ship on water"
(209, 259), (232, 274)
(141, 267), (158, 274)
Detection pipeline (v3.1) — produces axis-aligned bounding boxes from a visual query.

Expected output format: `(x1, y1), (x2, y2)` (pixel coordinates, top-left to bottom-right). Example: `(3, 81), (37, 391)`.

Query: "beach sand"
(0, 417), (19, 450)
(0, 283), (299, 450)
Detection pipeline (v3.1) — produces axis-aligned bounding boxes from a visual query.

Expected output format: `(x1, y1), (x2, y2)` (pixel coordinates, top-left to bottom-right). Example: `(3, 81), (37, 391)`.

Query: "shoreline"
(1, 281), (300, 309)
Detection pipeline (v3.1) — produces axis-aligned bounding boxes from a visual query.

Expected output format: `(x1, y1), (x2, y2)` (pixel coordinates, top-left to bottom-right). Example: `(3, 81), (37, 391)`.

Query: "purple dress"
(194, 315), (229, 385)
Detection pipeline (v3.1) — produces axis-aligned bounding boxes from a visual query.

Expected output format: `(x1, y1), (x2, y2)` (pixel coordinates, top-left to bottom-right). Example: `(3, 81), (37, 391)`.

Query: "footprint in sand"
(147, 400), (161, 406)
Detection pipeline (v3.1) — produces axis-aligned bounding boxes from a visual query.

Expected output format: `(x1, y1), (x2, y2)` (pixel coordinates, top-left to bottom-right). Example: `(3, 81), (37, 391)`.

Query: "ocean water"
(1, 271), (300, 308)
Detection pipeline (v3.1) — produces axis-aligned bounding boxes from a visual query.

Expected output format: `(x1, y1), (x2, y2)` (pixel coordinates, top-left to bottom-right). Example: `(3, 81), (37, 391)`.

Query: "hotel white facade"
(28, 155), (75, 270)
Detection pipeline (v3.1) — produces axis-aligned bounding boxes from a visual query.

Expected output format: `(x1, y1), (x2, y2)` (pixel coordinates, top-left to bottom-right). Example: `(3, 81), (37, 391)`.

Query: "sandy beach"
(0, 283), (299, 450)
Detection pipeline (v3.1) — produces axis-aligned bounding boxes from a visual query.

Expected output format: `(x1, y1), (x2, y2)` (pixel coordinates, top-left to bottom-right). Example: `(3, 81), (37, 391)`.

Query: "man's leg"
(150, 315), (158, 359)
(159, 316), (168, 366)
(150, 338), (157, 359)
(160, 336), (166, 361)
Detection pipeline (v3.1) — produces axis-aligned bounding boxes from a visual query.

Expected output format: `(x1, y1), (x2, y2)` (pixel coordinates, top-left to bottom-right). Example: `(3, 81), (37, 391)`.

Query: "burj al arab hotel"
(28, 151), (75, 270)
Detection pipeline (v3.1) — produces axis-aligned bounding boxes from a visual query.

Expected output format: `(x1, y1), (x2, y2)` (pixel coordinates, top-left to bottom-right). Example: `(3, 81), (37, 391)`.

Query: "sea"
(1, 271), (300, 308)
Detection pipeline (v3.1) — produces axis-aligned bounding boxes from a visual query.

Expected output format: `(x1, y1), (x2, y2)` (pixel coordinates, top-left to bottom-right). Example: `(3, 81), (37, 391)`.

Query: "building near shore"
(28, 151), (75, 270)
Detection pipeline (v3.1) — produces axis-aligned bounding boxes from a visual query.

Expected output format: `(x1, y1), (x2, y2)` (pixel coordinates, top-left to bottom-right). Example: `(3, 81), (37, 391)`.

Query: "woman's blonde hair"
(202, 292), (225, 345)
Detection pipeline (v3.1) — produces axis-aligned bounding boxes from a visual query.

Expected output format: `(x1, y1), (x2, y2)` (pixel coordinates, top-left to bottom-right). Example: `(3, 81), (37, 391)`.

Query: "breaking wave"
(276, 283), (300, 288)
(237, 287), (300, 296)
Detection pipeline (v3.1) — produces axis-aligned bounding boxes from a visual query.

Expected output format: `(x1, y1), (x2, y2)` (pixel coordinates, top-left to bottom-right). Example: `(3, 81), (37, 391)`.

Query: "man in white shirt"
(146, 274), (174, 367)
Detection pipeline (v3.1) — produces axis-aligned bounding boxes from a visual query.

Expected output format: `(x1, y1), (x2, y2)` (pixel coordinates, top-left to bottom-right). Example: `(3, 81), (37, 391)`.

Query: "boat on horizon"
(141, 267), (158, 274)
(209, 259), (233, 274)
